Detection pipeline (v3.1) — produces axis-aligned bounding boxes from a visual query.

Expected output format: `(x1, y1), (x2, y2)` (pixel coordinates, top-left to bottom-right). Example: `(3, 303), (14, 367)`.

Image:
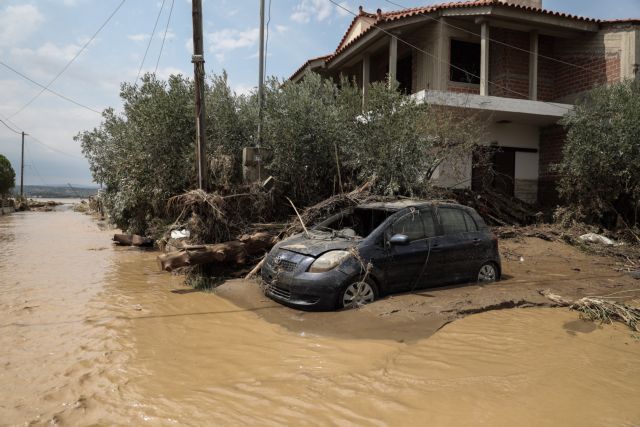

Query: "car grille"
(268, 284), (291, 300)
(277, 259), (297, 272)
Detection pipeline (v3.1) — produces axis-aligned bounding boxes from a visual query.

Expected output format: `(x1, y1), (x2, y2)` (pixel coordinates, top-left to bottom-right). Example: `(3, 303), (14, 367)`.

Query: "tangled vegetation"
(77, 71), (487, 237)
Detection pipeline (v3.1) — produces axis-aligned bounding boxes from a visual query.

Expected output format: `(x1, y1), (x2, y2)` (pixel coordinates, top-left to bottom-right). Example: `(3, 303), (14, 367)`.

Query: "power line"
(326, 0), (571, 113)
(28, 135), (84, 160)
(24, 143), (48, 186)
(135, 0), (166, 86)
(0, 61), (102, 115)
(155, 0), (175, 74)
(0, 112), (83, 160)
(383, 0), (610, 76)
(0, 117), (21, 135)
(8, 0), (127, 119)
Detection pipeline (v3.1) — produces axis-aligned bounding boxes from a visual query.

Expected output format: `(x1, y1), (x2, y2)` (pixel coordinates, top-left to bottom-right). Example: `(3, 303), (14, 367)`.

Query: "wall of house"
(432, 122), (540, 203)
(488, 122), (540, 203)
(489, 28), (531, 99)
(552, 30), (623, 102)
(538, 124), (566, 206)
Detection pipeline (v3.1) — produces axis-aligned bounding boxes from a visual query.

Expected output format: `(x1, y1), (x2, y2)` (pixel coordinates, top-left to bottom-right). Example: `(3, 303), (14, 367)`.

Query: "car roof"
(356, 199), (465, 212)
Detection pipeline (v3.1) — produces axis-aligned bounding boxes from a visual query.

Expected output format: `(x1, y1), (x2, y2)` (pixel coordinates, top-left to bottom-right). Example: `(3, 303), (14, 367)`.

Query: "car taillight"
(491, 232), (499, 249)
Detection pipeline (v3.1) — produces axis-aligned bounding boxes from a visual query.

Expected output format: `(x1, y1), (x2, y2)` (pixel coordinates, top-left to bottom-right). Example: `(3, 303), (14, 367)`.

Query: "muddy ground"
(214, 236), (640, 342)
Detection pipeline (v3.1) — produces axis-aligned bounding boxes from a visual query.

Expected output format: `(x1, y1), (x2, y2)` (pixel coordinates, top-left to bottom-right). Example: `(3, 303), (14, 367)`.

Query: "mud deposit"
(1, 208), (640, 426)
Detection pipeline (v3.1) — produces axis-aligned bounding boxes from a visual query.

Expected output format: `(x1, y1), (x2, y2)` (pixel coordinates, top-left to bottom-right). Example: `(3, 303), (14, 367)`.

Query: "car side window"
(439, 208), (468, 235)
(462, 211), (478, 232)
(421, 210), (436, 237)
(391, 211), (425, 241)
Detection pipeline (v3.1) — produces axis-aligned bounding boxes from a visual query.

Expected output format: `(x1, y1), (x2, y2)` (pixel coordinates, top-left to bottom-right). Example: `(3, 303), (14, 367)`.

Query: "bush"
(557, 80), (640, 227)
(0, 154), (15, 196)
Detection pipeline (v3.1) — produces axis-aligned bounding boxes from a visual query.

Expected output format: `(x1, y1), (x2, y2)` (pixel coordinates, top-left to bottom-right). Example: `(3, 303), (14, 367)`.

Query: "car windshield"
(312, 207), (392, 239)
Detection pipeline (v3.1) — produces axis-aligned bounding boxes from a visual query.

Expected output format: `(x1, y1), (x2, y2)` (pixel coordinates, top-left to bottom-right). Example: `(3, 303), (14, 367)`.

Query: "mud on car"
(261, 200), (501, 311)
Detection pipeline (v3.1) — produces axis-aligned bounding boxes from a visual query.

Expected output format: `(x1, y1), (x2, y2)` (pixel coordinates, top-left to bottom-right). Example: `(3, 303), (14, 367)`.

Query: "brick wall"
(553, 53), (621, 100)
(489, 28), (530, 99)
(447, 84), (480, 94)
(537, 33), (622, 101)
(538, 125), (566, 206)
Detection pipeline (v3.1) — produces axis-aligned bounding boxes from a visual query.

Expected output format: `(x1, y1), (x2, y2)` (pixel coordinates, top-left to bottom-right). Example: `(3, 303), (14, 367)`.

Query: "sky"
(0, 0), (639, 187)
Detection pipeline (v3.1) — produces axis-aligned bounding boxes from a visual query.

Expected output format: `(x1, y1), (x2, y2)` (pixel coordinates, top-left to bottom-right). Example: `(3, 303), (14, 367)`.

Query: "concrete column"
(389, 35), (398, 87)
(529, 30), (539, 101)
(362, 53), (370, 107)
(480, 21), (490, 96)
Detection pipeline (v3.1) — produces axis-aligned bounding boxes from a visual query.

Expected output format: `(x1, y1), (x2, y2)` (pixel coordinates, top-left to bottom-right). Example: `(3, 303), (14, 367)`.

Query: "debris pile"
(540, 289), (640, 331)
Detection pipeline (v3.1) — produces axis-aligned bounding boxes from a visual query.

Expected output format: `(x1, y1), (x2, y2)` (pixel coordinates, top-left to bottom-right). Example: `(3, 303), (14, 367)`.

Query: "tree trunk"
(157, 232), (275, 272)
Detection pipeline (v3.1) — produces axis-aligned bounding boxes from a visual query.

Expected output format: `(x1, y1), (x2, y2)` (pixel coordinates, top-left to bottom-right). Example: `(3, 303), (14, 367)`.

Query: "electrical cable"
(28, 135), (84, 160)
(0, 117), (21, 135)
(24, 143), (48, 186)
(154, 0), (175, 74)
(0, 61), (102, 115)
(9, 0), (127, 119)
(0, 110), (83, 160)
(135, 0), (167, 86)
(326, 0), (571, 114)
(383, 0), (612, 76)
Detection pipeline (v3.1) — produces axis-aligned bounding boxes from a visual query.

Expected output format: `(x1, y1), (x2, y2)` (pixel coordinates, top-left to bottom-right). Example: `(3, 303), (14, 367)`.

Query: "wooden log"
(157, 232), (276, 272)
(113, 234), (154, 247)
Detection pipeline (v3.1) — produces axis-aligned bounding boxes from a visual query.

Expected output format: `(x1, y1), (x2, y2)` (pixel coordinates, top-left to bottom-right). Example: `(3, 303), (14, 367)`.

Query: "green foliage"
(78, 71), (485, 235)
(344, 81), (485, 196)
(558, 80), (640, 226)
(77, 74), (196, 233)
(261, 74), (360, 204)
(0, 154), (15, 196)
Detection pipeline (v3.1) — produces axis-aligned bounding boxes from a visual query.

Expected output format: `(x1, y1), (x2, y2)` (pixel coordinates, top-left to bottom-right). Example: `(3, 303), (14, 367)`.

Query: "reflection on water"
(1, 210), (639, 426)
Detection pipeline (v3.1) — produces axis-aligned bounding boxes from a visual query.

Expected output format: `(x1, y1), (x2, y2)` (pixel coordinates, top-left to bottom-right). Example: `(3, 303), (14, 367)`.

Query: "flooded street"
(1, 208), (640, 426)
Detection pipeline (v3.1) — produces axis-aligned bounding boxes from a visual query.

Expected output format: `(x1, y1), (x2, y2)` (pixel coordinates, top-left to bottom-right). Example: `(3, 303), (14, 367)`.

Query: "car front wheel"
(477, 262), (498, 283)
(341, 279), (376, 309)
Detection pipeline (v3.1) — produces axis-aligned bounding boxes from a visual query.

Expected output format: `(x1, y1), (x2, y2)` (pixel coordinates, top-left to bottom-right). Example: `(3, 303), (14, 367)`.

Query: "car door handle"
(472, 238), (481, 246)
(430, 243), (442, 252)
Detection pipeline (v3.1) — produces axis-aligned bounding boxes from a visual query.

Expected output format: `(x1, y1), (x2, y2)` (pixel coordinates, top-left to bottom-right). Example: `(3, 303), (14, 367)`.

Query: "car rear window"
(439, 208), (473, 235)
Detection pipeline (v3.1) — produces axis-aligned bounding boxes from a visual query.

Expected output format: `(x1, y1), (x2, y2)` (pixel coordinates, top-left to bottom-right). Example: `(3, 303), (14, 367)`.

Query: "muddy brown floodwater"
(1, 206), (640, 426)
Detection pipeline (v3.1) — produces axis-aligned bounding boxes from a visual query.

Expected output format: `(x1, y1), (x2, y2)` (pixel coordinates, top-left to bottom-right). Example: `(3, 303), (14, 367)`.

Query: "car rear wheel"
(477, 262), (498, 283)
(341, 279), (376, 309)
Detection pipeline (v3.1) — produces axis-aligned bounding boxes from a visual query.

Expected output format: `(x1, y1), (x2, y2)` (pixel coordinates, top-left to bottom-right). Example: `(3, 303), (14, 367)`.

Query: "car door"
(384, 209), (428, 292)
(432, 207), (472, 284)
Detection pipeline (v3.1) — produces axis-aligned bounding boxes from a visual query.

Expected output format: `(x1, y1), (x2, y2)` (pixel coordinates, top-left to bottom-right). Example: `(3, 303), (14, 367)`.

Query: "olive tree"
(0, 154), (15, 196)
(557, 80), (640, 226)
(345, 81), (486, 196)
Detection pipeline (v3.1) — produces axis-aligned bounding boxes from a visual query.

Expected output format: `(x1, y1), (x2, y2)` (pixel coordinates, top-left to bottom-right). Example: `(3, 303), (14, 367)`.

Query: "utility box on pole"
(242, 147), (271, 183)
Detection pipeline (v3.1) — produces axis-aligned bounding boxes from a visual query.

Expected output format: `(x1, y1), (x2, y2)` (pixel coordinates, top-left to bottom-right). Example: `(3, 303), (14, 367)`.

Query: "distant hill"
(12, 185), (99, 199)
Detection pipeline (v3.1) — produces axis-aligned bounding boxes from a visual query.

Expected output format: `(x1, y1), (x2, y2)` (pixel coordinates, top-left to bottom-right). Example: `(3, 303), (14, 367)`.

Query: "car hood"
(277, 233), (359, 257)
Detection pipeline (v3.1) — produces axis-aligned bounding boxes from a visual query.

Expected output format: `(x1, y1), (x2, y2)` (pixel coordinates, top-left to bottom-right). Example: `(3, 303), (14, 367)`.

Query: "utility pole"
(257, 0), (265, 148)
(191, 0), (208, 191)
(20, 132), (26, 198)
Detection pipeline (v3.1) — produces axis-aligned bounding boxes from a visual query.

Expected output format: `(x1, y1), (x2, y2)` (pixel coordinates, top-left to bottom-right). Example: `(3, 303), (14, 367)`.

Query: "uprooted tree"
(557, 79), (640, 228)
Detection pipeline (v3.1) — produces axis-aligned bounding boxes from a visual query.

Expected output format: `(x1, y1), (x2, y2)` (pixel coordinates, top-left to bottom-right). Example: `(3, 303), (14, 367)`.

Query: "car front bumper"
(261, 251), (352, 311)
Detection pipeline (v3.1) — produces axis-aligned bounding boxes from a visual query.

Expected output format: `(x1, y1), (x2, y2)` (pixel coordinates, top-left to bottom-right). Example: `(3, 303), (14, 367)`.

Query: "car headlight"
(309, 250), (351, 273)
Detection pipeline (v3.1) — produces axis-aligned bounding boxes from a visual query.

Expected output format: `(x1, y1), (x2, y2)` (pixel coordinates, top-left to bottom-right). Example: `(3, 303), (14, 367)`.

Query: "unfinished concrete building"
(291, 0), (640, 205)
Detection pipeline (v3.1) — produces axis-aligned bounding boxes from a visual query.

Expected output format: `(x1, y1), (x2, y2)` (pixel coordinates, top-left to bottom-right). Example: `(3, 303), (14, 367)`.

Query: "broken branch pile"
(540, 289), (640, 331)
(448, 188), (538, 226)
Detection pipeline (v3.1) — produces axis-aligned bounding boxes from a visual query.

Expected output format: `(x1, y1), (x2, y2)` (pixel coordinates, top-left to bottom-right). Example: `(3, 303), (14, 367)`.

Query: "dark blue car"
(262, 200), (501, 311)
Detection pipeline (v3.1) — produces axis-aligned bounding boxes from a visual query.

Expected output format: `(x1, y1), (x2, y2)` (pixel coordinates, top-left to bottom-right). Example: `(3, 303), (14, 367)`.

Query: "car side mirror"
(389, 234), (410, 246)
